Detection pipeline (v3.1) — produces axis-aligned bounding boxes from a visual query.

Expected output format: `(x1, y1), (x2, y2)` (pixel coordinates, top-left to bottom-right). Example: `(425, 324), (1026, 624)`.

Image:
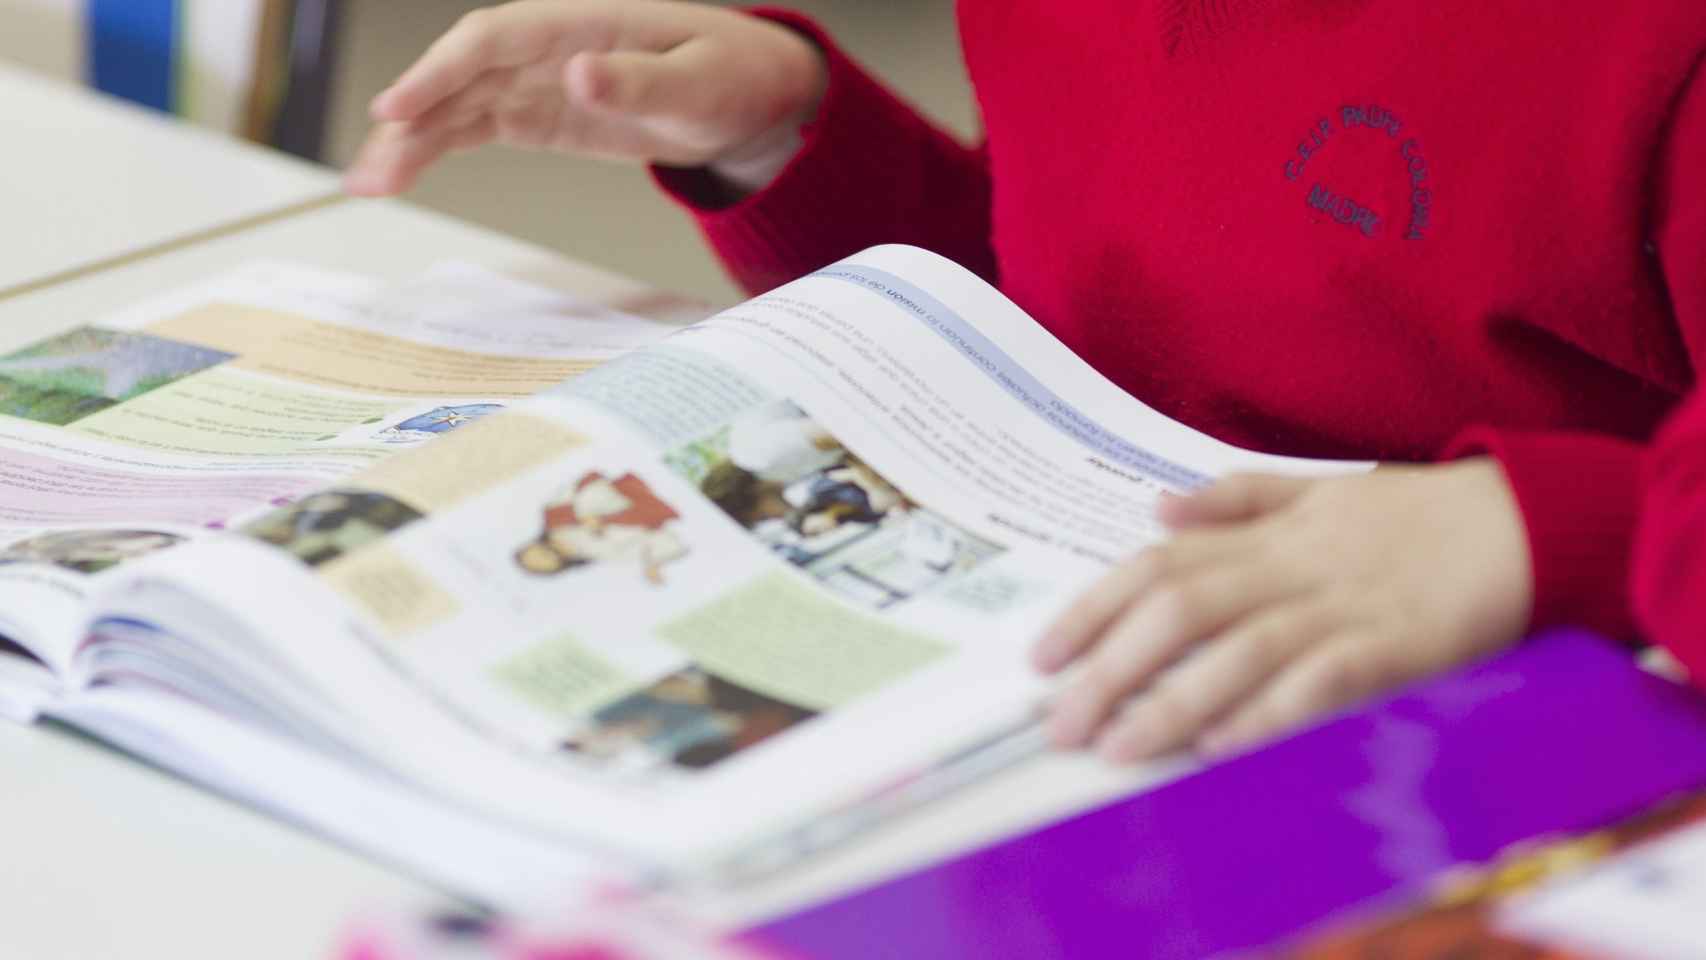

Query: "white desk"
(0, 197), (1165, 958)
(0, 62), (337, 296)
(0, 198), (674, 347)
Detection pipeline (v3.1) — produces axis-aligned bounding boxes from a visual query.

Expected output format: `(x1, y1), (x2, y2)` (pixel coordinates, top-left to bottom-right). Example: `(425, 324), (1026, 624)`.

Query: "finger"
(343, 116), (492, 196)
(372, 6), (564, 122)
(533, 89), (712, 164)
(1092, 603), (1328, 763)
(344, 124), (414, 196)
(405, 67), (514, 132)
(344, 123), (438, 196)
(1032, 531), (1247, 673)
(1046, 561), (1303, 748)
(565, 40), (721, 121)
(1159, 473), (1315, 529)
(1032, 551), (1166, 674)
(1197, 633), (1399, 757)
(445, 115), (500, 152)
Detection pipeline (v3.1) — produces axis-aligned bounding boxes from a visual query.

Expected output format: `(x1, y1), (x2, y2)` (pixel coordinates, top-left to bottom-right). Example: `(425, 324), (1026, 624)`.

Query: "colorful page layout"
(0, 262), (676, 670)
(104, 245), (1364, 869)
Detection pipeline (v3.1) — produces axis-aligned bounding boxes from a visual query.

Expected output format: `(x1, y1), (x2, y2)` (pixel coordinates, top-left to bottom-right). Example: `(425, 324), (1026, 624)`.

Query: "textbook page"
(0, 262), (676, 674)
(96, 244), (1356, 872)
(0, 639), (58, 722)
(1499, 819), (1706, 959)
(51, 681), (623, 911)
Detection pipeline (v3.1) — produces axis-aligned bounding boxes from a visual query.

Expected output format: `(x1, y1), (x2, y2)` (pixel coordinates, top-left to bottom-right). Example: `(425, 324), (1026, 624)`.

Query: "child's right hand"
(343, 0), (827, 198)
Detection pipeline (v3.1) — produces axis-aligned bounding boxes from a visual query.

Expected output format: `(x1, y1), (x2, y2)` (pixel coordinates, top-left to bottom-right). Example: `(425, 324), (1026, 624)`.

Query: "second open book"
(0, 245), (1353, 908)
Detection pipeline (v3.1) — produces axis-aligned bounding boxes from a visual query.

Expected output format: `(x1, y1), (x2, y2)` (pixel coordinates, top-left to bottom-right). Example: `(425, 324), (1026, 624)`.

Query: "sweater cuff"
(650, 8), (922, 294)
(1442, 427), (1644, 639)
(1635, 400), (1706, 680)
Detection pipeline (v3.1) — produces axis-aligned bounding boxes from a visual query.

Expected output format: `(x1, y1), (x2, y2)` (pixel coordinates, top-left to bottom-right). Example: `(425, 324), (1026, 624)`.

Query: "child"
(348, 1), (1706, 762)
(1636, 393), (1706, 688)
(516, 471), (688, 584)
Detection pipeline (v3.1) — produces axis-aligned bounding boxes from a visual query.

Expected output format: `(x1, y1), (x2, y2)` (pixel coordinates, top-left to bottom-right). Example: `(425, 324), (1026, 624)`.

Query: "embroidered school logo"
(1280, 103), (1434, 240)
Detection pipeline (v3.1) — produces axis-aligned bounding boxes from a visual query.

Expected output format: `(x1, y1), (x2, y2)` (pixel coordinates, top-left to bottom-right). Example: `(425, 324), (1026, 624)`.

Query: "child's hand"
(1033, 459), (1533, 763)
(344, 0), (827, 197)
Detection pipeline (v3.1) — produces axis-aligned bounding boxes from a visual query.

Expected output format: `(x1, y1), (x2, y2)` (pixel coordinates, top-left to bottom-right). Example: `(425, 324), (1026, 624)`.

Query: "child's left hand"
(1033, 458), (1533, 763)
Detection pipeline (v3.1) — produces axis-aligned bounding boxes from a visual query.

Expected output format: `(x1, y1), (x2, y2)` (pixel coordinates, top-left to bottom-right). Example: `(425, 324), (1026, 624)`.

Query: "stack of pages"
(0, 245), (1343, 907)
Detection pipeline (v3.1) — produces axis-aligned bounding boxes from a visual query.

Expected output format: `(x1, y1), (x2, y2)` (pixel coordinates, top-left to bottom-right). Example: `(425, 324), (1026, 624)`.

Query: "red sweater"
(656, 2), (1706, 640)
(1636, 393), (1706, 678)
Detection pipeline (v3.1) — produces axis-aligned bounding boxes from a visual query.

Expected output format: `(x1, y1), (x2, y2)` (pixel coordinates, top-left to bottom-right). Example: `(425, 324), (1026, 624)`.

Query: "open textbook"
(0, 245), (1354, 908)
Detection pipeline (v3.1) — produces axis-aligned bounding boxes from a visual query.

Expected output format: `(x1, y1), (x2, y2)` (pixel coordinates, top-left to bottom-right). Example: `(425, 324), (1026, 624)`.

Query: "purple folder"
(748, 629), (1706, 959)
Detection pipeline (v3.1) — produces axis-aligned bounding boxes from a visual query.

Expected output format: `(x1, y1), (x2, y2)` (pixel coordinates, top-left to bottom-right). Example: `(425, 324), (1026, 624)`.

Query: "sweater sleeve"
(1441, 56), (1706, 641)
(650, 8), (995, 296)
(1634, 394), (1706, 683)
(1440, 428), (1646, 639)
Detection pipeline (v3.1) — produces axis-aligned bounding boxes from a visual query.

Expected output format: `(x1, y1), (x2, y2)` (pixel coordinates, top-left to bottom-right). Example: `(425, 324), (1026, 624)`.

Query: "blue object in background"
(87, 0), (178, 114)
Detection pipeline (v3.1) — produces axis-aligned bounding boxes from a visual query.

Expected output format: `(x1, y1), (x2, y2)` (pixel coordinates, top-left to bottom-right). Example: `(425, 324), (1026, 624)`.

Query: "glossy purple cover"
(750, 630), (1706, 959)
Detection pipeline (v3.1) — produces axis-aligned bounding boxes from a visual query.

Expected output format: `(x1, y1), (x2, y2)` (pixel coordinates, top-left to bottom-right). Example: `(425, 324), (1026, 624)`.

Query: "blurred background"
(0, 0), (975, 305)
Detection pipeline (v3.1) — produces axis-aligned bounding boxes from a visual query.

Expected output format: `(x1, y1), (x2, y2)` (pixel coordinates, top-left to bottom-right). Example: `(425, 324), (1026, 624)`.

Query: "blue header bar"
(810, 264), (1208, 489)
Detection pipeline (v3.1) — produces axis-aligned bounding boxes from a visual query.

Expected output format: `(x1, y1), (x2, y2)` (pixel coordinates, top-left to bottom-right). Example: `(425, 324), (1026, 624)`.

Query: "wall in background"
(0, 0), (82, 79)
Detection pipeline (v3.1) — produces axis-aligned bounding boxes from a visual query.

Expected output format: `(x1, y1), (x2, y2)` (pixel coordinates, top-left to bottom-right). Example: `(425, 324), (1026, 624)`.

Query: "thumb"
(1159, 473), (1315, 528)
(565, 45), (710, 119)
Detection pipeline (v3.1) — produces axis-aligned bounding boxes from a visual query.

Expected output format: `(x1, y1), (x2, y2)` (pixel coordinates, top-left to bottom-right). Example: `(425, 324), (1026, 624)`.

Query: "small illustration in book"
(0, 529), (186, 575)
(514, 471), (690, 586)
(0, 326), (234, 426)
(668, 399), (1005, 609)
(244, 489), (424, 567)
(563, 666), (817, 771)
(373, 403), (505, 444)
